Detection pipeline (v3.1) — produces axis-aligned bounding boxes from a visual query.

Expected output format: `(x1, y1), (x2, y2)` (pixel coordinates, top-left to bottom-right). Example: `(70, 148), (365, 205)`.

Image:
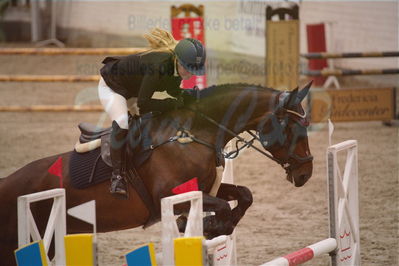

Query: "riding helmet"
(174, 38), (206, 76)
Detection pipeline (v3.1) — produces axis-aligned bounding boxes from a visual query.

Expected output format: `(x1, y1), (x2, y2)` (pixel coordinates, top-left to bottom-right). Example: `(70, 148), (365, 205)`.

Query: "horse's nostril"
(294, 174), (311, 187)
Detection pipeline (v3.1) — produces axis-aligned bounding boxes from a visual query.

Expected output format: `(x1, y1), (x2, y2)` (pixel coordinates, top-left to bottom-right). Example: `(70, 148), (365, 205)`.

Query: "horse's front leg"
(202, 194), (235, 239)
(216, 183), (253, 227)
(176, 193), (234, 239)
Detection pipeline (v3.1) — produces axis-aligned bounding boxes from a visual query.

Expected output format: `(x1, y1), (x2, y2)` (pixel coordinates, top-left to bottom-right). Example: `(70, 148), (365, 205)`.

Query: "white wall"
(55, 1), (398, 65)
(55, 1), (236, 51)
(56, 1), (171, 38)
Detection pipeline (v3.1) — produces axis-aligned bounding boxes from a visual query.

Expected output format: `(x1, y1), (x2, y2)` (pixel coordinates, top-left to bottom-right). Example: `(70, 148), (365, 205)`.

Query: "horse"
(0, 82), (313, 265)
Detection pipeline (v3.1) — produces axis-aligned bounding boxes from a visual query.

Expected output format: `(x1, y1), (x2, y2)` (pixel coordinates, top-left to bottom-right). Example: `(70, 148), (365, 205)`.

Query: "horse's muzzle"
(286, 162), (313, 187)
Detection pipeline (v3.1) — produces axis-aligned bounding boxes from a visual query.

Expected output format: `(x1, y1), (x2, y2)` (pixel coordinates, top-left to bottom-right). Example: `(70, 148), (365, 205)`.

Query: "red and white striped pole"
(261, 238), (337, 266)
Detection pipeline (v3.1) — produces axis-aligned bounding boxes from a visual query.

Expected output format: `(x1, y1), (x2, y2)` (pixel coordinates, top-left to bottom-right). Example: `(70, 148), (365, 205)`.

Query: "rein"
(144, 87), (313, 171)
(185, 102), (314, 171)
(185, 107), (285, 165)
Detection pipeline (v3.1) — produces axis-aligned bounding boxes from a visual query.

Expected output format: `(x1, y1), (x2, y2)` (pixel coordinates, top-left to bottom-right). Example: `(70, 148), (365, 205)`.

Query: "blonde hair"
(143, 28), (178, 54)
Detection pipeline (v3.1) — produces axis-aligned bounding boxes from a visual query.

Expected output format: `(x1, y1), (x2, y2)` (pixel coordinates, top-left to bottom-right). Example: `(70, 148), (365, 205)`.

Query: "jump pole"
(0, 47), (148, 55)
(301, 51), (399, 59)
(0, 105), (103, 112)
(261, 238), (337, 266)
(302, 68), (399, 76)
(261, 140), (360, 266)
(0, 75), (100, 82)
(300, 51), (399, 77)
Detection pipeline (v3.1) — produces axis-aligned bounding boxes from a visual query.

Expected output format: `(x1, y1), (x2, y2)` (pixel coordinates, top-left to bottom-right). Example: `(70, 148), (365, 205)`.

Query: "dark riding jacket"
(100, 51), (183, 114)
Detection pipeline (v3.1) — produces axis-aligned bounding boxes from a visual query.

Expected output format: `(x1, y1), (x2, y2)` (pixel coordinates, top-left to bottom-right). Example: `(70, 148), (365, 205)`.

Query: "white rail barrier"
(17, 188), (66, 265)
(328, 140), (360, 265)
(161, 191), (236, 266)
(215, 142), (237, 266)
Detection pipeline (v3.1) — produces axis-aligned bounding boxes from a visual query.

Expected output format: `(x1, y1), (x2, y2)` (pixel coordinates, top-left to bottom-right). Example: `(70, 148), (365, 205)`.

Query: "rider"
(98, 28), (206, 198)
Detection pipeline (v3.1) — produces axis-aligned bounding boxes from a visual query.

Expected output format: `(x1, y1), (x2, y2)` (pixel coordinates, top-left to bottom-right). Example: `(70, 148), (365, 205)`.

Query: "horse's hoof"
(176, 215), (188, 233)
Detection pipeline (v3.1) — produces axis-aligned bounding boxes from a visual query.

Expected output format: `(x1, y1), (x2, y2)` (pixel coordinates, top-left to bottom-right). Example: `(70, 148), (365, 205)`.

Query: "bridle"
(186, 93), (313, 173)
(261, 108), (314, 172)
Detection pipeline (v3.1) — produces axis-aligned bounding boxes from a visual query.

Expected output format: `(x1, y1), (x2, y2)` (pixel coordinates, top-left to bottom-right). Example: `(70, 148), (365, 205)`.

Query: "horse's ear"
(297, 80), (313, 103)
(285, 87), (298, 108)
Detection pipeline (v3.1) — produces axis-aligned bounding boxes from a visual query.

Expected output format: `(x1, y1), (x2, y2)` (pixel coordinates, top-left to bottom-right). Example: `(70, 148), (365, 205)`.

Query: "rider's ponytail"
(143, 28), (177, 53)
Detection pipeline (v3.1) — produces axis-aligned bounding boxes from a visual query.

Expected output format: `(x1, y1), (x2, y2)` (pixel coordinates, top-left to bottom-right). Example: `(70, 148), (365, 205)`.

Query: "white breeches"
(98, 77), (129, 129)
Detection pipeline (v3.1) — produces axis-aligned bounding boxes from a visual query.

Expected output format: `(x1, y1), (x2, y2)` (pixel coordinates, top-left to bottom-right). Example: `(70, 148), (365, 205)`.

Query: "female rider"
(98, 28), (206, 198)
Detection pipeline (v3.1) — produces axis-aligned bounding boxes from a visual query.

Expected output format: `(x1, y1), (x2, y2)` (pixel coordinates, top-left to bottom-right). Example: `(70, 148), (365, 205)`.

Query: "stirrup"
(110, 174), (128, 199)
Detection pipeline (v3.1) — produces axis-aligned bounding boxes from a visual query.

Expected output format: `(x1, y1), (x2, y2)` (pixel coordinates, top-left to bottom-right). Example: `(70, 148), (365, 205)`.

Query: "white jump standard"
(262, 140), (360, 266)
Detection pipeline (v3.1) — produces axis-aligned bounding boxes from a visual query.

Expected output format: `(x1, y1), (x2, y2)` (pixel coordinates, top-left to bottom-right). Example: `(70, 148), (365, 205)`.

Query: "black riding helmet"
(174, 38), (206, 76)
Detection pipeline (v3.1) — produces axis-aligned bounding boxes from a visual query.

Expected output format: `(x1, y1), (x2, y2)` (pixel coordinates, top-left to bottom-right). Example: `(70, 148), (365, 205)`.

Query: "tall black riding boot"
(110, 121), (129, 199)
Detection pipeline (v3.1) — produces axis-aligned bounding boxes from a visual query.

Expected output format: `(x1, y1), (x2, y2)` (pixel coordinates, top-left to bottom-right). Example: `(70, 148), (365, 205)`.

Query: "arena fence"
(0, 47), (149, 112)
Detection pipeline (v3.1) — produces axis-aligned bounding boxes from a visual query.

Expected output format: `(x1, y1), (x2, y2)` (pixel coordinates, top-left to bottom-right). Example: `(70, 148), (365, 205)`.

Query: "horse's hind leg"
(216, 183), (253, 227)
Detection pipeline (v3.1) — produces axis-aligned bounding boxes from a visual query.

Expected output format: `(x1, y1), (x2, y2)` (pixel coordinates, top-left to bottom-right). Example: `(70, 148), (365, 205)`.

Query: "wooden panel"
(310, 88), (395, 122)
(171, 4), (204, 18)
(266, 20), (299, 90)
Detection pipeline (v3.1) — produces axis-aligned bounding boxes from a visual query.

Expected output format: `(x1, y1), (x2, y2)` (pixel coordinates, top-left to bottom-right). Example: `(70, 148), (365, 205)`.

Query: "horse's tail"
(143, 28), (177, 53)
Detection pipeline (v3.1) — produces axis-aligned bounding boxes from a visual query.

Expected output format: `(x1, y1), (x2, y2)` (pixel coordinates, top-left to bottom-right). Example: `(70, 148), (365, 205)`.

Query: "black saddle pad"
(69, 148), (112, 189)
(70, 113), (158, 189)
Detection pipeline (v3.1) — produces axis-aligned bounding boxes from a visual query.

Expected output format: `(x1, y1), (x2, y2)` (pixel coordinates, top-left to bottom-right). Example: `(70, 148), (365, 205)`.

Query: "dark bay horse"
(0, 82), (313, 265)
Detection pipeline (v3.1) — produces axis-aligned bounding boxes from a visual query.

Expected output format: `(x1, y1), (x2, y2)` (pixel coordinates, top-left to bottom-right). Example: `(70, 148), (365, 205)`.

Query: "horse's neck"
(193, 86), (277, 147)
(197, 87), (277, 127)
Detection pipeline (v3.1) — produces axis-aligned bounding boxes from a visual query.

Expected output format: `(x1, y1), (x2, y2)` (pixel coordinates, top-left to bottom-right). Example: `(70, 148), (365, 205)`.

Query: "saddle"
(75, 113), (155, 168)
(76, 122), (113, 166)
(78, 122), (111, 143)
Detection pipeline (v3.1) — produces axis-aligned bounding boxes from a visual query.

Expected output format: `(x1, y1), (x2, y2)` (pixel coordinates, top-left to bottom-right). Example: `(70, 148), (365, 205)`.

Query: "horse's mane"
(152, 83), (280, 131)
(197, 83), (277, 99)
(178, 83), (279, 117)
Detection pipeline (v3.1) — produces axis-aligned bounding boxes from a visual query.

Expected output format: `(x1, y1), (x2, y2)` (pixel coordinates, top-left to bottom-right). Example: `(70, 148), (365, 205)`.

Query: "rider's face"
(177, 62), (193, 80)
